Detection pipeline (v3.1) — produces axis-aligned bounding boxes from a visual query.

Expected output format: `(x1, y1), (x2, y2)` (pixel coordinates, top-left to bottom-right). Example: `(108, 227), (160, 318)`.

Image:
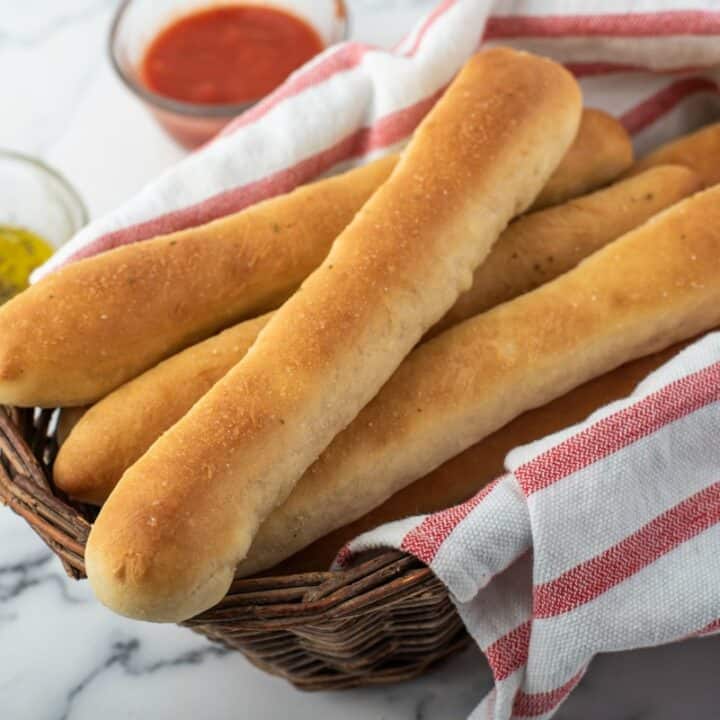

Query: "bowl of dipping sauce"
(110, 0), (349, 148)
(0, 150), (88, 304)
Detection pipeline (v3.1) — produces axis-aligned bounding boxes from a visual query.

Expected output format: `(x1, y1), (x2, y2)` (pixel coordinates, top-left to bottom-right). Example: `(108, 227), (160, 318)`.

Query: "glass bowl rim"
(0, 148), (89, 230)
(108, 0), (351, 119)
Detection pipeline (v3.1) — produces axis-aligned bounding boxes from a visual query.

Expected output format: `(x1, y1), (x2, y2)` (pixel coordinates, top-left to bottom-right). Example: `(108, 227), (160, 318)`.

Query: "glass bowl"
(109, 0), (349, 149)
(0, 149), (88, 302)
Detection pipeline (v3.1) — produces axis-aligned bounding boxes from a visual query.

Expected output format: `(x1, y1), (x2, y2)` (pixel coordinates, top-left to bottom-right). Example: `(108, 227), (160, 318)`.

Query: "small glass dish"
(109, 0), (349, 149)
(0, 149), (88, 302)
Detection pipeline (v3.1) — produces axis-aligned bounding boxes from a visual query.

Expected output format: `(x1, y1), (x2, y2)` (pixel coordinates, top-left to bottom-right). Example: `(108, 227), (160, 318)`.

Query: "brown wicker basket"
(0, 406), (469, 690)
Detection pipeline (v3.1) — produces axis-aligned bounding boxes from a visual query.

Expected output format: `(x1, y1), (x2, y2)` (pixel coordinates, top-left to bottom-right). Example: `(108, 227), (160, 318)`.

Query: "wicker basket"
(0, 407), (469, 690)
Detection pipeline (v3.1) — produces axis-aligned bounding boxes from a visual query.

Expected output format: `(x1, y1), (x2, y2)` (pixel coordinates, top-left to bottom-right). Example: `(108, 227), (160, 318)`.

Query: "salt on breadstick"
(0, 109), (626, 409)
(54, 165), (700, 505)
(531, 108), (632, 210)
(431, 163), (700, 334)
(629, 122), (720, 187)
(85, 49), (583, 622)
(56, 314), (272, 504)
(277, 340), (693, 575)
(0, 156), (397, 407)
(235, 184), (720, 578)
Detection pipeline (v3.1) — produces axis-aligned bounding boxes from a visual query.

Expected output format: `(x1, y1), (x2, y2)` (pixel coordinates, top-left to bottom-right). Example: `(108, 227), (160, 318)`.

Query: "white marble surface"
(1, 2), (719, 718)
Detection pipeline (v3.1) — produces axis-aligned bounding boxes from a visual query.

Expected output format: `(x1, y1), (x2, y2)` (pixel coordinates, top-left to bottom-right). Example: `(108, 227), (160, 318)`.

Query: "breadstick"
(55, 314), (273, 504)
(431, 163), (700, 334)
(277, 340), (693, 575)
(0, 109), (624, 409)
(54, 165), (700, 505)
(85, 49), (582, 622)
(630, 122), (720, 187)
(57, 407), (88, 447)
(235, 184), (720, 578)
(531, 108), (632, 210)
(0, 155), (397, 408)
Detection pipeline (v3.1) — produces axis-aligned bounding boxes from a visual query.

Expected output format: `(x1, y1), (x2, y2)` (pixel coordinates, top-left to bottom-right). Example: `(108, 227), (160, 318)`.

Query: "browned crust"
(55, 165), (700, 506)
(532, 107), (633, 210)
(85, 48), (582, 622)
(0, 156), (397, 407)
(236, 184), (720, 577)
(629, 122), (720, 188)
(53, 314), (273, 504)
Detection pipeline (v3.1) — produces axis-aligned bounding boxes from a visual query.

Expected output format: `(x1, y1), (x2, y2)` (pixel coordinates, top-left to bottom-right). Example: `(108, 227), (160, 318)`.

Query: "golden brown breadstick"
(0, 155), (397, 408)
(431, 163), (700, 334)
(276, 340), (693, 575)
(235, 185), (720, 578)
(56, 407), (88, 447)
(55, 314), (272, 504)
(0, 109), (626, 409)
(630, 122), (720, 187)
(531, 108), (632, 210)
(54, 165), (700, 506)
(85, 49), (582, 622)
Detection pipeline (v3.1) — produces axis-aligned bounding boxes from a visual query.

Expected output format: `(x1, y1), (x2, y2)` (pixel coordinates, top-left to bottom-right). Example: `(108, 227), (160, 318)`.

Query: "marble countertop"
(2, 2), (719, 718)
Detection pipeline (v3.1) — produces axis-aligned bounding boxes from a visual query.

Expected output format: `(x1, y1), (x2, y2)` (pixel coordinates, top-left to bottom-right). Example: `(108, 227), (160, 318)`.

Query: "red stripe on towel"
(401, 477), (503, 564)
(516, 362), (720, 496)
(533, 482), (720, 618)
(620, 76), (719, 134)
(485, 11), (720, 39)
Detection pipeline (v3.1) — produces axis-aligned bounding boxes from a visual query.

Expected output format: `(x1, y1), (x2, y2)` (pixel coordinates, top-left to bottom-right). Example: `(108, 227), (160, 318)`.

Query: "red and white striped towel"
(34, 2), (720, 717)
(341, 330), (720, 718)
(34, 0), (720, 279)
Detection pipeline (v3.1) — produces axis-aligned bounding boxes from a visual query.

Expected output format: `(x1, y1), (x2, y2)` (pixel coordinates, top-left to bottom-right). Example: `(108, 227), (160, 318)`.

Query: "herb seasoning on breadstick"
(85, 48), (582, 622)
(55, 165), (700, 505)
(235, 184), (720, 577)
(430, 163), (701, 334)
(0, 109), (625, 408)
(277, 340), (695, 575)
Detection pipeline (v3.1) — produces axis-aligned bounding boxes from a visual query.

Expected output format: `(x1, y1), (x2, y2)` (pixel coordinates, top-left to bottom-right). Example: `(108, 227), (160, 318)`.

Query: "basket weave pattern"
(0, 407), (469, 689)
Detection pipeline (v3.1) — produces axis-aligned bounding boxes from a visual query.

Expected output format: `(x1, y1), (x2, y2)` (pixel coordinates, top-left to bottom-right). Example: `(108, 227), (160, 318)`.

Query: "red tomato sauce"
(141, 5), (324, 105)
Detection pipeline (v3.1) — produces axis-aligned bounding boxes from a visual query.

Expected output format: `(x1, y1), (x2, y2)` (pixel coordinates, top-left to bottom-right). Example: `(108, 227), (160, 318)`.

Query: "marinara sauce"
(141, 5), (324, 105)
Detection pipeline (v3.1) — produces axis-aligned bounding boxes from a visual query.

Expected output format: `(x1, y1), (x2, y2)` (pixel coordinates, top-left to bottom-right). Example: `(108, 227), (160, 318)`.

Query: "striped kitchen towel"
(339, 330), (720, 719)
(33, 0), (720, 280)
(33, 2), (720, 718)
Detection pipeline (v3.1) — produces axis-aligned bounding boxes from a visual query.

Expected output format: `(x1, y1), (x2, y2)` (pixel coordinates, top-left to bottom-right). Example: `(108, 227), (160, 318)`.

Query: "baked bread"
(56, 406), (87, 447)
(0, 110), (625, 408)
(531, 107), (632, 210)
(55, 314), (272, 504)
(276, 340), (693, 574)
(85, 48), (583, 622)
(0, 156), (397, 407)
(235, 184), (720, 577)
(431, 163), (700, 334)
(54, 165), (700, 505)
(630, 121), (720, 187)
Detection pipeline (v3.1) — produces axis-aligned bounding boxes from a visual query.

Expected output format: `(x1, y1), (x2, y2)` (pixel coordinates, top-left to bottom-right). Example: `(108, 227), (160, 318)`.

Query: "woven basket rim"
(0, 406), (469, 689)
(0, 407), (433, 622)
